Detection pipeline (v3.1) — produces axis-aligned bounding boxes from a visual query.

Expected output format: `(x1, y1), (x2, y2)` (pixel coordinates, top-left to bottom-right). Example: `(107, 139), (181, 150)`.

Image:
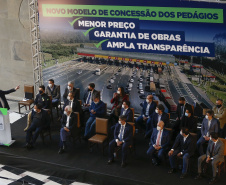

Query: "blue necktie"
(119, 126), (125, 141)
(86, 92), (91, 104)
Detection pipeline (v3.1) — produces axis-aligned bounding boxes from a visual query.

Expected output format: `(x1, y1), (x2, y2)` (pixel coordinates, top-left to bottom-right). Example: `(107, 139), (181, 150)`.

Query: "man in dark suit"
(0, 85), (20, 110)
(195, 132), (225, 184)
(63, 92), (82, 114)
(25, 104), (50, 149)
(108, 115), (133, 168)
(45, 79), (60, 107)
(181, 108), (197, 133)
(120, 100), (133, 122)
(168, 127), (196, 178)
(83, 83), (98, 108)
(147, 121), (170, 166)
(136, 95), (157, 131)
(197, 110), (219, 156)
(145, 104), (170, 138)
(63, 81), (79, 103)
(34, 85), (50, 109)
(58, 105), (77, 154)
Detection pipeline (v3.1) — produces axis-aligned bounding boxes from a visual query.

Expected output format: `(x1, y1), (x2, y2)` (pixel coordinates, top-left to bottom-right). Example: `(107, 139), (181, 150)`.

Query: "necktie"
(119, 126), (125, 141)
(181, 106), (184, 117)
(156, 130), (162, 146)
(86, 92), (91, 104)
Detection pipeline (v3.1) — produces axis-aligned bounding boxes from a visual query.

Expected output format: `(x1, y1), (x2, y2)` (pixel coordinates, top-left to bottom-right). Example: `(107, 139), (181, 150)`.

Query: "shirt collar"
(184, 134), (189, 139)
(214, 139), (218, 144)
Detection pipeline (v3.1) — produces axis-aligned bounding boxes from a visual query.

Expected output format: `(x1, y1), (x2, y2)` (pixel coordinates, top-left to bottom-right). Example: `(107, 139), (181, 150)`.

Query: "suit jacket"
(63, 87), (79, 102)
(111, 94), (129, 110)
(89, 100), (105, 118)
(176, 103), (192, 120)
(150, 128), (170, 150)
(120, 108), (133, 122)
(201, 117), (219, 137)
(114, 122), (133, 144)
(151, 112), (170, 128)
(206, 139), (225, 162)
(181, 115), (197, 133)
(30, 109), (50, 128)
(213, 105), (226, 129)
(45, 85), (60, 100)
(61, 112), (76, 131)
(83, 89), (98, 104)
(141, 101), (157, 117)
(63, 99), (82, 115)
(0, 88), (16, 110)
(34, 93), (50, 109)
(172, 134), (196, 156)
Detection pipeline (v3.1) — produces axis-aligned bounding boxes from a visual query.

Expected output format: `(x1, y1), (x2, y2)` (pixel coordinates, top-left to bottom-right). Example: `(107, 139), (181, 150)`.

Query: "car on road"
(109, 79), (114, 83)
(107, 85), (113, 89)
(139, 94), (146, 99)
(115, 73), (119, 76)
(118, 69), (121, 72)
(77, 70), (82, 74)
(130, 79), (134, 83)
(128, 87), (132, 91)
(112, 76), (116, 80)
(139, 90), (144, 94)
(139, 78), (143, 82)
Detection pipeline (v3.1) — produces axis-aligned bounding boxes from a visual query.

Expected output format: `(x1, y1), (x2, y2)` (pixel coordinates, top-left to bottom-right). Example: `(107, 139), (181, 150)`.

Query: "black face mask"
(39, 90), (43, 94)
(179, 103), (184, 106)
(88, 88), (92, 91)
(217, 104), (222, 108)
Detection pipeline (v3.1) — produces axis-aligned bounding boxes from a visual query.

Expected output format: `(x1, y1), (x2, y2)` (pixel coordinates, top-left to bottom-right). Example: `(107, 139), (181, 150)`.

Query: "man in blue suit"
(145, 104), (170, 138)
(120, 100), (133, 122)
(108, 115), (133, 168)
(197, 110), (219, 156)
(136, 95), (156, 132)
(147, 120), (170, 166)
(84, 93), (106, 139)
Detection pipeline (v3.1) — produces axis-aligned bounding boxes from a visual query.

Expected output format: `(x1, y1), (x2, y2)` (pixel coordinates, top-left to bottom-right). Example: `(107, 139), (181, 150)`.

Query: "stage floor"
(0, 116), (225, 185)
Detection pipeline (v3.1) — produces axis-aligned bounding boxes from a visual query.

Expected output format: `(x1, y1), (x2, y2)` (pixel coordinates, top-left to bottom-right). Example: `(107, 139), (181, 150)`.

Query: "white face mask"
(94, 101), (98, 104)
(180, 131), (183, 136)
(33, 109), (37, 112)
(185, 113), (189, 117)
(157, 126), (161, 131)
(146, 99), (149, 103)
(48, 84), (53, 88)
(118, 121), (122, 125)
(64, 111), (67, 115)
(210, 136), (212, 141)
(117, 90), (120, 94)
(205, 115), (209, 120)
(68, 86), (72, 90)
(155, 109), (159, 114)
(122, 105), (125, 109)
(67, 96), (71, 101)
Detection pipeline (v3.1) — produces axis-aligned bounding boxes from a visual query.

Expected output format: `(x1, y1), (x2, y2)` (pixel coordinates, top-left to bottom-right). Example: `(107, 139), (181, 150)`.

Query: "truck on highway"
(150, 82), (156, 92)
(95, 65), (108, 75)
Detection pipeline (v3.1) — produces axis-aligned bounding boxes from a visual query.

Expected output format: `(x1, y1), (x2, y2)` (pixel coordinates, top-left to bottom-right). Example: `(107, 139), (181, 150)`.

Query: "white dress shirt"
(65, 113), (71, 128)
(122, 108), (128, 115)
(116, 123), (126, 143)
(154, 129), (163, 147)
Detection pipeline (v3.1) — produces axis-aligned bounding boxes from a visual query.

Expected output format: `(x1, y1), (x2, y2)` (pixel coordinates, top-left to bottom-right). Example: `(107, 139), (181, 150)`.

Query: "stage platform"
(0, 115), (225, 185)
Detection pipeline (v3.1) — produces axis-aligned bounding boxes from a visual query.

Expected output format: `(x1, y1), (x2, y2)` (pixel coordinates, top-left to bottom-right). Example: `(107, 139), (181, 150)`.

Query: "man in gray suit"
(195, 132), (225, 184)
(197, 110), (219, 155)
(45, 79), (61, 106)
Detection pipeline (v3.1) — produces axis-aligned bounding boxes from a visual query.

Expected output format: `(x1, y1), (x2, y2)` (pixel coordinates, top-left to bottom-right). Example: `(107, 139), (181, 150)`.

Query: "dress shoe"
(121, 162), (127, 168)
(209, 177), (217, 184)
(107, 159), (114, 165)
(194, 173), (202, 180)
(180, 173), (187, 179)
(25, 143), (33, 149)
(168, 168), (177, 174)
(58, 148), (64, 154)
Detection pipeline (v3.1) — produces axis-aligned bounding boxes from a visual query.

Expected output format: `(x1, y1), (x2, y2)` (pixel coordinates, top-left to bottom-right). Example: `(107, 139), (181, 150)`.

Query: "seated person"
(84, 93), (105, 139)
(145, 104), (169, 138)
(136, 95), (156, 131)
(213, 98), (226, 130)
(63, 92), (82, 114)
(107, 115), (133, 168)
(34, 85), (50, 109)
(58, 106), (76, 154)
(168, 127), (196, 179)
(197, 110), (219, 156)
(83, 83), (98, 110)
(63, 81), (79, 103)
(195, 132), (225, 184)
(45, 79), (60, 107)
(180, 108), (197, 133)
(147, 121), (170, 166)
(25, 104), (50, 149)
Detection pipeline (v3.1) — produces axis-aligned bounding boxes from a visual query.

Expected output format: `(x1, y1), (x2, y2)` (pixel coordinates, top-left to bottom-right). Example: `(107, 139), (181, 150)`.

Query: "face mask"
(157, 126), (161, 131)
(118, 121), (122, 124)
(146, 99), (149, 103)
(205, 115), (209, 120)
(180, 131), (183, 136)
(48, 84), (53, 88)
(122, 105), (125, 109)
(94, 101), (98, 104)
(67, 96), (71, 101)
(39, 90), (43, 94)
(88, 88), (92, 91)
(117, 90), (120, 94)
(210, 136), (212, 141)
(179, 103), (184, 106)
(155, 109), (159, 114)
(64, 111), (67, 115)
(216, 104), (222, 108)
(34, 109), (37, 112)
(68, 86), (72, 90)
(185, 113), (189, 117)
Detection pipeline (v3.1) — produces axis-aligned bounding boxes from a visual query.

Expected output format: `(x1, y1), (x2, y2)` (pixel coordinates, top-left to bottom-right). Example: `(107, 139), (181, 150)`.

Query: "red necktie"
(156, 130), (162, 146)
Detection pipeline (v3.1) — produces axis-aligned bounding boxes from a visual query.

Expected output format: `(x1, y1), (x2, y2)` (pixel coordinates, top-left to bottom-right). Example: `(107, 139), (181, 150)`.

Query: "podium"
(0, 108), (15, 146)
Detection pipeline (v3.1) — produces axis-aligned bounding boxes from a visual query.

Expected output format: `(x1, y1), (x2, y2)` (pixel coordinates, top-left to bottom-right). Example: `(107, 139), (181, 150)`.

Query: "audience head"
(180, 127), (189, 137)
(88, 83), (95, 91)
(48, 79), (54, 88)
(206, 110), (214, 120)
(119, 115), (127, 125)
(216, 99), (223, 108)
(179, 97), (186, 106)
(39, 85), (45, 95)
(156, 104), (165, 114)
(185, 108), (192, 118)
(67, 81), (74, 90)
(93, 93), (100, 104)
(67, 92), (74, 101)
(210, 132), (219, 142)
(64, 105), (72, 115)
(117, 87), (125, 96)
(146, 95), (153, 103)
(157, 121), (165, 130)
(122, 100), (130, 109)
(34, 104), (42, 113)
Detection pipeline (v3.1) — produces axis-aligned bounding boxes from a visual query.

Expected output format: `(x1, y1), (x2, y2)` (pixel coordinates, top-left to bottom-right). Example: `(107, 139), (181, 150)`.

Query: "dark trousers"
(59, 127), (71, 148)
(108, 140), (131, 162)
(169, 149), (191, 174)
(136, 116), (151, 133)
(26, 123), (43, 144)
(147, 146), (166, 163)
(197, 136), (208, 155)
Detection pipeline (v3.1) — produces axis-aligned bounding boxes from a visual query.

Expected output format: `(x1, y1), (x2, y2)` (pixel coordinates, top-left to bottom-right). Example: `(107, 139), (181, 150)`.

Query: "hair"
(93, 92), (100, 100)
(119, 115), (127, 121)
(49, 79), (54, 83)
(65, 105), (72, 112)
(181, 127), (189, 135)
(206, 110), (214, 116)
(210, 132), (218, 140)
(123, 100), (130, 107)
(119, 86), (125, 97)
(217, 98), (223, 102)
(39, 85), (45, 91)
(89, 83), (95, 89)
(157, 104), (165, 112)
(179, 97), (185, 101)
(35, 103), (42, 110)
(186, 107), (192, 114)
(68, 81), (74, 85)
